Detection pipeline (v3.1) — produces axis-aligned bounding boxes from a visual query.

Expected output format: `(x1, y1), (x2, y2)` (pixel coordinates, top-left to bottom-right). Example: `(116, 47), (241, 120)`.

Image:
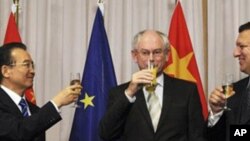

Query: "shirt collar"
(1, 85), (25, 106)
(157, 73), (164, 87)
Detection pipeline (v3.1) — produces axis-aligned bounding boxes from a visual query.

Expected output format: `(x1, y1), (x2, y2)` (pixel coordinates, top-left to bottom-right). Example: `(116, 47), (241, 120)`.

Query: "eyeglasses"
(135, 48), (166, 58)
(9, 61), (35, 69)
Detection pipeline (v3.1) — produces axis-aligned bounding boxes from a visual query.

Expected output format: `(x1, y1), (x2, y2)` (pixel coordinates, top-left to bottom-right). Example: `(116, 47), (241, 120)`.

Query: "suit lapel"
(27, 101), (39, 114)
(157, 75), (174, 130)
(134, 75), (179, 131)
(136, 89), (155, 131)
(0, 88), (23, 117)
(231, 77), (249, 124)
(236, 77), (250, 124)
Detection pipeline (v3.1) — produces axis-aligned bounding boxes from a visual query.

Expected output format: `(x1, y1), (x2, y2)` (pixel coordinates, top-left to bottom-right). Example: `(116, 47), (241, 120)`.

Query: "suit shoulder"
(28, 102), (40, 111)
(110, 82), (130, 92)
(233, 77), (249, 92)
(165, 74), (196, 87)
(234, 76), (249, 86)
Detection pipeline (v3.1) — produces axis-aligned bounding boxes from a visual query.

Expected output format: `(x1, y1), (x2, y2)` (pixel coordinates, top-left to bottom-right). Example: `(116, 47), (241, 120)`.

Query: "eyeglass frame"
(8, 61), (35, 69)
(133, 48), (168, 58)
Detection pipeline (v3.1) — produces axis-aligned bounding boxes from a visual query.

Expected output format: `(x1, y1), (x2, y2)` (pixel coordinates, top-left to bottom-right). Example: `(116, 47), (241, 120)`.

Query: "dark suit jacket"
(99, 74), (206, 141)
(207, 77), (250, 141)
(0, 87), (62, 141)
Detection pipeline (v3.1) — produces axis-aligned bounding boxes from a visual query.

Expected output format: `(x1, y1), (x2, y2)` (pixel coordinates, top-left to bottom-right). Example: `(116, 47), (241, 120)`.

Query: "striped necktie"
(147, 91), (161, 132)
(19, 98), (29, 117)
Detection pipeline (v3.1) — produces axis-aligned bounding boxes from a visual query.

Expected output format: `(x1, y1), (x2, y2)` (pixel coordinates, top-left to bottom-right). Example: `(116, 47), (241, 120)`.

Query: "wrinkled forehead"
(137, 34), (165, 49)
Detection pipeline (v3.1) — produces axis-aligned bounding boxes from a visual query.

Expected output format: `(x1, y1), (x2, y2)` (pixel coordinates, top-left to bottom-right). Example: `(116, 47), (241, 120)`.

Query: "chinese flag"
(3, 12), (36, 104)
(164, 1), (208, 119)
(4, 13), (21, 43)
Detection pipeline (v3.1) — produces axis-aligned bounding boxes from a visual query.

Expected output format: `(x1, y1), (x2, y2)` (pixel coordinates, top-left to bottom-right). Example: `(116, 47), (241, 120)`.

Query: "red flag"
(4, 13), (21, 43)
(164, 1), (208, 119)
(3, 12), (37, 105)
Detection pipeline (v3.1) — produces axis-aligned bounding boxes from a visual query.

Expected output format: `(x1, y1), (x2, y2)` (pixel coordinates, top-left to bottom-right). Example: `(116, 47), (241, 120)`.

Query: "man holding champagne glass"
(0, 42), (82, 141)
(99, 29), (206, 141)
(207, 22), (250, 141)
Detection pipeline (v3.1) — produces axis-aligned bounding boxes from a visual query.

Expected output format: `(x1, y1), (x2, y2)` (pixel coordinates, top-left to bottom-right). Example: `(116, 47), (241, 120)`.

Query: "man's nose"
(233, 47), (241, 57)
(149, 52), (154, 61)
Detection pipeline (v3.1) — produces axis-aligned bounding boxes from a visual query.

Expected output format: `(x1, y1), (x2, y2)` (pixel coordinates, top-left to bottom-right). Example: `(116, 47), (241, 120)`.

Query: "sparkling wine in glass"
(222, 73), (234, 111)
(145, 60), (158, 93)
(70, 72), (81, 108)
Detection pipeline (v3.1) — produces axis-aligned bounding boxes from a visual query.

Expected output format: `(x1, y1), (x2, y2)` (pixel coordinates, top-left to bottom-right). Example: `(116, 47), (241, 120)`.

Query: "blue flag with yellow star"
(69, 5), (117, 141)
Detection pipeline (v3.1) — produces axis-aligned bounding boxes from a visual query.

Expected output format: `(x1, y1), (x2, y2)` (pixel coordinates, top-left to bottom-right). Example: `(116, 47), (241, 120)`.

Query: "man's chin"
(25, 83), (33, 89)
(240, 67), (247, 74)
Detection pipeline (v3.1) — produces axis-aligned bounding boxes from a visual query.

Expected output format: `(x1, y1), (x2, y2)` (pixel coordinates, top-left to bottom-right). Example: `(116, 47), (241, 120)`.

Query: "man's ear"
(1, 65), (11, 78)
(165, 49), (170, 62)
(131, 50), (138, 63)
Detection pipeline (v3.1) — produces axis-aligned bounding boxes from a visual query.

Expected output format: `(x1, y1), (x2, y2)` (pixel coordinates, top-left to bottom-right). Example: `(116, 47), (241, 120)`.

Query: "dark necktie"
(19, 98), (29, 117)
(240, 85), (250, 124)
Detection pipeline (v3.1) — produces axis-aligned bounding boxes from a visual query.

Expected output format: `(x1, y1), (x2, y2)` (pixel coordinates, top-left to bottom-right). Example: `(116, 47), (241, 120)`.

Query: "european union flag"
(69, 6), (117, 141)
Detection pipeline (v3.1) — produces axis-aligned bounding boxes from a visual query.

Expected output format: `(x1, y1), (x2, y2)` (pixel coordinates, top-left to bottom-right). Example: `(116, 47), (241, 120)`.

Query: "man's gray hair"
(132, 30), (170, 50)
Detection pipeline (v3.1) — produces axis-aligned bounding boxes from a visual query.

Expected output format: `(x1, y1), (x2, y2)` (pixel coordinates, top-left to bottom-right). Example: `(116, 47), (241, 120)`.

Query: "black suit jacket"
(207, 77), (250, 141)
(0, 87), (62, 141)
(99, 74), (206, 141)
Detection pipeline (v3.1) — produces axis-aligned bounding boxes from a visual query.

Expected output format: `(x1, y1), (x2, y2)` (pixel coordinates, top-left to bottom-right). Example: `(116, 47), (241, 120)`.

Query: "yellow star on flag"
(80, 93), (95, 109)
(165, 46), (196, 82)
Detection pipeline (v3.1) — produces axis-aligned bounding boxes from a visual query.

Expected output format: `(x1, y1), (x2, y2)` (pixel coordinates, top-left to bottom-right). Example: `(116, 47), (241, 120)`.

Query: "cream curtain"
(0, 0), (248, 140)
(207, 0), (250, 95)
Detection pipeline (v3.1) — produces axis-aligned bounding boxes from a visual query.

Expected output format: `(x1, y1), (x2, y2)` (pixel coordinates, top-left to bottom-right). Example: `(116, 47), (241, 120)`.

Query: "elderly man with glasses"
(99, 29), (206, 141)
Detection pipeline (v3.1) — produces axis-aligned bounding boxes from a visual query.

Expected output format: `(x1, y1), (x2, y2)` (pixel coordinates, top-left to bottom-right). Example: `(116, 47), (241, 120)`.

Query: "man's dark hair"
(239, 22), (250, 33)
(0, 42), (27, 82)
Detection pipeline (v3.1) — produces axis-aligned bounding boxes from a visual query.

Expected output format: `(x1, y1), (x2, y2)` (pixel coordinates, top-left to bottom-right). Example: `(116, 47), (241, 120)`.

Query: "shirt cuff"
(124, 90), (136, 103)
(50, 100), (61, 113)
(208, 110), (223, 127)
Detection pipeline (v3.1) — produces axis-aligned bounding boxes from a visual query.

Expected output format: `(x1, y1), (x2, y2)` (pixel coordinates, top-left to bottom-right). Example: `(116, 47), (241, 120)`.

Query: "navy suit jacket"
(0, 87), (62, 141)
(207, 77), (250, 141)
(99, 74), (206, 141)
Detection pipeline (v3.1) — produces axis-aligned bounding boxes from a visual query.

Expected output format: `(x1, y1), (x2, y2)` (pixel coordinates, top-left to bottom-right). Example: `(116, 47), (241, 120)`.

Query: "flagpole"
(97, 0), (104, 16)
(202, 0), (208, 96)
(13, 0), (19, 26)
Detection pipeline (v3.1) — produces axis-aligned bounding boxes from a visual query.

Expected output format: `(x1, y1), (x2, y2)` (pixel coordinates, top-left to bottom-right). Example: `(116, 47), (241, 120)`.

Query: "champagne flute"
(70, 72), (81, 108)
(145, 60), (158, 93)
(222, 73), (234, 111)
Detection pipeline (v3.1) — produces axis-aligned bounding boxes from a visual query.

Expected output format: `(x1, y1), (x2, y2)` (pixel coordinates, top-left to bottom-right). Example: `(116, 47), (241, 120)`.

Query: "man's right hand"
(52, 85), (82, 108)
(209, 86), (226, 114)
(125, 69), (153, 97)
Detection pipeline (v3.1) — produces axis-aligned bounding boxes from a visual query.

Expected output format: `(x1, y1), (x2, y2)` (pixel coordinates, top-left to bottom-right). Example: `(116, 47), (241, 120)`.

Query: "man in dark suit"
(207, 22), (250, 141)
(0, 42), (82, 141)
(99, 30), (206, 141)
